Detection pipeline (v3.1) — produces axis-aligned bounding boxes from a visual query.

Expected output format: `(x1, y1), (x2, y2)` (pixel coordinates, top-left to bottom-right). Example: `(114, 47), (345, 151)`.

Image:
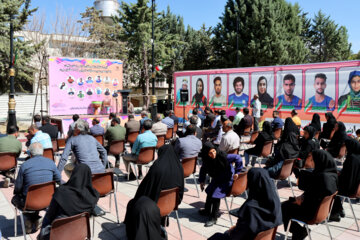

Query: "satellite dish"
(94, 0), (120, 25)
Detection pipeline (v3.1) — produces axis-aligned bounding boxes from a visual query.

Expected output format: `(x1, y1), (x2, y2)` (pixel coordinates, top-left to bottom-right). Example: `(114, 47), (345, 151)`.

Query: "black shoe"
(329, 213), (341, 222)
(198, 209), (210, 216)
(128, 172), (137, 181)
(204, 218), (217, 227)
(292, 226), (309, 240)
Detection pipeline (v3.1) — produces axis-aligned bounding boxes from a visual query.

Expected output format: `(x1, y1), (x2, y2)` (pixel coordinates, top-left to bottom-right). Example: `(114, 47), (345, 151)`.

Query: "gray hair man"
(151, 114), (167, 136)
(219, 119), (240, 153)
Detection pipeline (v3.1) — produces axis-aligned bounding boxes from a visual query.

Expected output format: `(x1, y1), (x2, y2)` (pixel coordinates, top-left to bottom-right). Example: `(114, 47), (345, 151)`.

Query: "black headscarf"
(320, 112), (337, 139)
(125, 196), (163, 240)
(53, 164), (99, 216)
(281, 117), (300, 142)
(309, 113), (321, 132)
(193, 78), (207, 106)
(230, 168), (282, 238)
(262, 121), (273, 138)
(338, 138), (360, 196)
(257, 77), (274, 108)
(327, 122), (348, 157)
(298, 126), (319, 162)
(298, 150), (338, 220)
(200, 142), (230, 179)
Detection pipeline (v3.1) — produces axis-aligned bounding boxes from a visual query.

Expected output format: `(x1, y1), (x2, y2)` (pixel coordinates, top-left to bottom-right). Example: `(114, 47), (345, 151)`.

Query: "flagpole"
(7, 14), (16, 132)
(151, 0), (157, 121)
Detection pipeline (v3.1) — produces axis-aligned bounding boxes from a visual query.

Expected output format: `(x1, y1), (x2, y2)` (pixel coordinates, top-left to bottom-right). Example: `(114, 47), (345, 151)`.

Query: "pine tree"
(308, 11), (351, 62)
(0, 0), (37, 93)
(212, 0), (308, 68)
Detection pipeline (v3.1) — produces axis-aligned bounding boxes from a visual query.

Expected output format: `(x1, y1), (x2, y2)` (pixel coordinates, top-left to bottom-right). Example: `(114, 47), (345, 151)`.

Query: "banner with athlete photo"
(49, 57), (123, 115)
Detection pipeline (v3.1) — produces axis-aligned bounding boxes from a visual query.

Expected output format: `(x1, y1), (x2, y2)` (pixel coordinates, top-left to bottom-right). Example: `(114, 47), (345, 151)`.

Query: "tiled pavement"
(0, 142), (360, 239)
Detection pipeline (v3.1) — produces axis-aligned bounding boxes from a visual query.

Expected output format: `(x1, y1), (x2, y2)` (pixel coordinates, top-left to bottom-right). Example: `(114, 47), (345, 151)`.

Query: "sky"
(30, 0), (360, 53)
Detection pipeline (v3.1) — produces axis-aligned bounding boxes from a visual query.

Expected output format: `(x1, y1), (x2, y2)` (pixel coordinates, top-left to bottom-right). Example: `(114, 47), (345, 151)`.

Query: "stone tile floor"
(0, 144), (359, 239)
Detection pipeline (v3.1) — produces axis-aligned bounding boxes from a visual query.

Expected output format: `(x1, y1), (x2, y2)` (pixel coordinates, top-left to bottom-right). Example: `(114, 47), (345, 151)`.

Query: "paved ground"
(0, 139), (359, 240)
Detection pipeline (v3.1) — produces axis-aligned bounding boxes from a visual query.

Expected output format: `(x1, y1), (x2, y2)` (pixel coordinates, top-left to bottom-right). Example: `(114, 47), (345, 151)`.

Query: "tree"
(0, 0), (37, 93)
(307, 11), (351, 62)
(212, 0), (308, 68)
(349, 50), (360, 60)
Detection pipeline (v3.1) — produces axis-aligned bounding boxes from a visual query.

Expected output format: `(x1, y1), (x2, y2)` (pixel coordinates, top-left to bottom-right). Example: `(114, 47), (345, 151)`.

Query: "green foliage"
(0, 0), (38, 93)
(307, 10), (351, 62)
(349, 51), (360, 60)
(212, 0), (308, 68)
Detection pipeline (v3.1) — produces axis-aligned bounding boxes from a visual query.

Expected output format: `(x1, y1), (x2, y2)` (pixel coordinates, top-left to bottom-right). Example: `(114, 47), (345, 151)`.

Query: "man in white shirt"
(252, 94), (261, 131)
(219, 120), (240, 153)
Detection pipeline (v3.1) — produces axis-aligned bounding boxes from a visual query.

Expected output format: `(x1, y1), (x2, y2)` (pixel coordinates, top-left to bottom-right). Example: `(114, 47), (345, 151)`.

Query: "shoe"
(138, 174), (143, 180)
(128, 172), (137, 181)
(25, 218), (33, 234)
(204, 218), (217, 227)
(198, 209), (210, 216)
(292, 226), (309, 240)
(329, 213), (341, 222)
(34, 217), (43, 231)
(3, 178), (10, 188)
(340, 209), (345, 218)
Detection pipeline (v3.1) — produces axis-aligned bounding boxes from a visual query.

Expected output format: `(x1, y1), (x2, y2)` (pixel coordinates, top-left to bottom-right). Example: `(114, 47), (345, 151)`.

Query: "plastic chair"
(285, 191), (338, 240)
(224, 171), (248, 225)
(50, 212), (90, 240)
(273, 128), (282, 141)
(157, 187), (183, 240)
(156, 135), (166, 149)
(254, 226), (278, 240)
(338, 184), (360, 232)
(165, 128), (174, 141)
(51, 139), (58, 153)
(250, 141), (273, 167)
(56, 138), (66, 151)
(129, 147), (156, 185)
(14, 181), (56, 239)
(43, 148), (55, 161)
(91, 172), (119, 234)
(273, 159), (296, 198)
(182, 157), (200, 198)
(127, 131), (139, 145)
(94, 135), (104, 146)
(0, 152), (17, 174)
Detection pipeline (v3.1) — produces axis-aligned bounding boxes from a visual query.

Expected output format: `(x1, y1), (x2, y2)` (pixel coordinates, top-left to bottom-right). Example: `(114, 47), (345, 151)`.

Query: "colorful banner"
(49, 57), (123, 115)
(174, 60), (360, 123)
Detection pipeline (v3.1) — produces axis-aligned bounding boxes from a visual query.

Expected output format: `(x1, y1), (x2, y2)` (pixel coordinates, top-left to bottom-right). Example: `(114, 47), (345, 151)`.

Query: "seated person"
(105, 117), (126, 167)
(12, 143), (61, 234)
(38, 164), (99, 240)
(330, 138), (360, 221)
(174, 124), (202, 161)
(161, 110), (174, 129)
(90, 118), (105, 136)
(244, 121), (273, 167)
(0, 125), (22, 188)
(291, 109), (301, 127)
(208, 168), (282, 240)
(234, 108), (252, 136)
(151, 114), (168, 136)
(309, 113), (321, 132)
(139, 111), (150, 132)
(58, 120), (108, 176)
(326, 122), (348, 158)
(295, 126), (320, 168)
(125, 145), (184, 233)
(27, 124), (53, 151)
(198, 142), (243, 227)
(67, 114), (80, 138)
(40, 116), (58, 139)
(319, 112), (337, 141)
(265, 118), (299, 178)
(122, 119), (157, 180)
(202, 113), (221, 143)
(271, 110), (284, 131)
(283, 150), (337, 239)
(125, 114), (140, 135)
(219, 120), (240, 153)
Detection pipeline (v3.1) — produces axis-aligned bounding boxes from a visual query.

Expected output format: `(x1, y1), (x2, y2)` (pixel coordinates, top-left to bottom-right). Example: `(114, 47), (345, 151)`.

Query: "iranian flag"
(304, 101), (313, 113)
(275, 100), (283, 110)
(337, 100), (348, 115)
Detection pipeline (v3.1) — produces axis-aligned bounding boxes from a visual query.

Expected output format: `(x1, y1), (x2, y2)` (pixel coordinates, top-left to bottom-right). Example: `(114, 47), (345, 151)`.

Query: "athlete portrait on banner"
(251, 76), (273, 108)
(276, 73), (302, 110)
(210, 76), (226, 107)
(228, 76), (249, 108)
(176, 77), (189, 105)
(191, 77), (207, 107)
(305, 72), (335, 111)
(339, 70), (360, 112)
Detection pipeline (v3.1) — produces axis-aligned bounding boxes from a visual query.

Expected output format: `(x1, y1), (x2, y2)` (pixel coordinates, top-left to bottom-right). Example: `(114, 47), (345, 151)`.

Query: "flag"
(275, 100), (282, 110)
(155, 65), (163, 71)
(304, 101), (313, 113)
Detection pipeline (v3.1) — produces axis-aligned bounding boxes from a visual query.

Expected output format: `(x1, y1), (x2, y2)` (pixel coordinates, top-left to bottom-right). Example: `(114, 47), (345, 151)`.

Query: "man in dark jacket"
(40, 116), (58, 139)
(235, 108), (253, 136)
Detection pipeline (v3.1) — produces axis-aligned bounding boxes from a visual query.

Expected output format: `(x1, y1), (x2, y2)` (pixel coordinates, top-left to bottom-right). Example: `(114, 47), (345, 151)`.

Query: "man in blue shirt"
(90, 118), (105, 136)
(276, 74), (302, 110)
(162, 110), (174, 128)
(306, 73), (335, 111)
(27, 125), (52, 150)
(123, 120), (158, 180)
(271, 110), (284, 131)
(139, 111), (150, 132)
(12, 142), (61, 233)
(228, 76), (249, 108)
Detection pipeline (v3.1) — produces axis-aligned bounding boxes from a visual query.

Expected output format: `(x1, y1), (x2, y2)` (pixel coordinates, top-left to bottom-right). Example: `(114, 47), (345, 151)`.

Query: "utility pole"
(7, 15), (16, 132)
(151, 0), (157, 121)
